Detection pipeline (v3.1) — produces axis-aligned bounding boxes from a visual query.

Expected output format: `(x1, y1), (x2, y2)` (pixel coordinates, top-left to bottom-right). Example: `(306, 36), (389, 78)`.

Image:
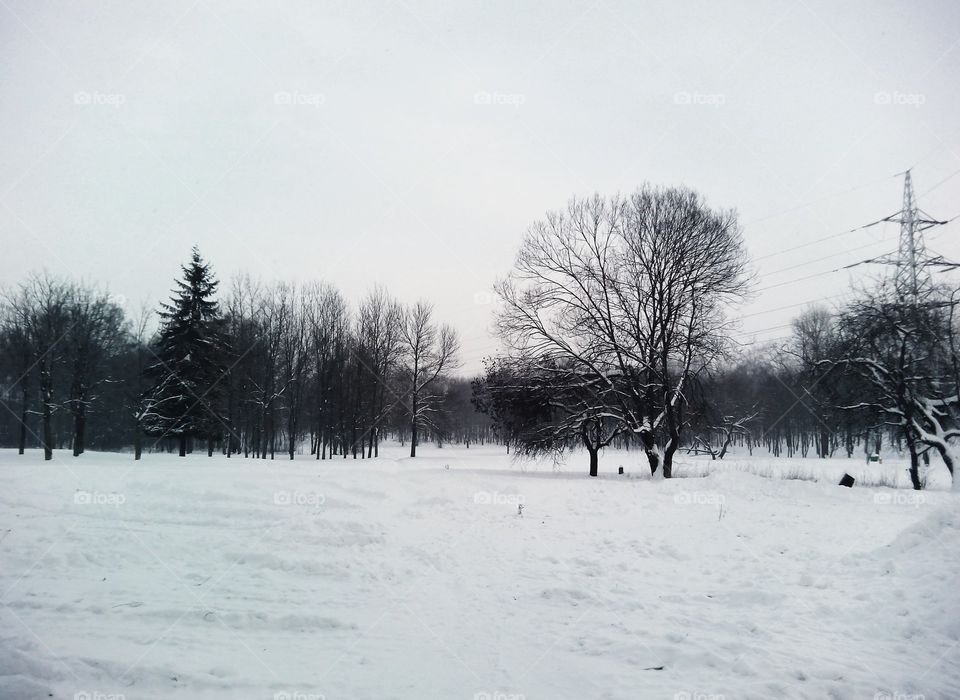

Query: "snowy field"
(1, 445), (959, 700)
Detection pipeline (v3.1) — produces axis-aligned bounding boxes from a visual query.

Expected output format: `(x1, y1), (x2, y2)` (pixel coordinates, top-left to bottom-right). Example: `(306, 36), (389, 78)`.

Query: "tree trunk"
(663, 436), (677, 479)
(906, 434), (922, 490)
(179, 434), (187, 457)
(717, 431), (732, 460)
(72, 404), (86, 457)
(931, 442), (955, 481)
(18, 380), (28, 455)
(410, 392), (418, 458)
(40, 359), (53, 461)
(640, 428), (659, 475)
(588, 447), (598, 477)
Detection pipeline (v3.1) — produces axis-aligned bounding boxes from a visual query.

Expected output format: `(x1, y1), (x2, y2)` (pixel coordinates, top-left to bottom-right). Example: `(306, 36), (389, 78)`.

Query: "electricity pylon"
(861, 169), (950, 304)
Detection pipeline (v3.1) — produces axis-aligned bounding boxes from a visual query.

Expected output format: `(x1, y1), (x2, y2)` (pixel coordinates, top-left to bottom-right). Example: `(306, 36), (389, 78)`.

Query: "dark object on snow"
(839, 473), (855, 488)
(618, 466), (624, 474)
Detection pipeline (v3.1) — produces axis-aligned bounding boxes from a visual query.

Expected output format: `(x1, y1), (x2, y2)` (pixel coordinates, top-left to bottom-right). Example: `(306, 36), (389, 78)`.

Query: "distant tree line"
(0, 248), (490, 459)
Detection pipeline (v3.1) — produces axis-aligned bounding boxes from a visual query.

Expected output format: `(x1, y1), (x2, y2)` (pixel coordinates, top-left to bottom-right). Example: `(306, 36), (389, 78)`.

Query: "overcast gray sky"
(2, 0), (959, 373)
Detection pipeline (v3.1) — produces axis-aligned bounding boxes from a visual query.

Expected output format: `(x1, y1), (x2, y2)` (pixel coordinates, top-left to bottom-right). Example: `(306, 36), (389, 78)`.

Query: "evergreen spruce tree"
(141, 247), (227, 456)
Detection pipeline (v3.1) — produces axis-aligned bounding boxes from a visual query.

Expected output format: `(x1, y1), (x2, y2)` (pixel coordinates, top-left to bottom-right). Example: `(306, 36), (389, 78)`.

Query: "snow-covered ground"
(1, 445), (959, 700)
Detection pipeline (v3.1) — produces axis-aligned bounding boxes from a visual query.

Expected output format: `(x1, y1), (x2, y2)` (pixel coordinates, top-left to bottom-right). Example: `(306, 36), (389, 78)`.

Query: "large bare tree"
(496, 186), (750, 477)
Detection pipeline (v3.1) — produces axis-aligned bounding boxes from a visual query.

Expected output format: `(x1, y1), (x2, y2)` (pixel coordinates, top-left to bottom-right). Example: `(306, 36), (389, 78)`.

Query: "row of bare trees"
(0, 274), (130, 459)
(811, 281), (960, 489)
(688, 280), (960, 490)
(219, 278), (462, 460)
(0, 266), (473, 459)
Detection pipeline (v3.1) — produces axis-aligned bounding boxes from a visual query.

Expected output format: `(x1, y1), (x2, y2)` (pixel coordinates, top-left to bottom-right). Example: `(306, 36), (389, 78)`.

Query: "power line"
(739, 293), (845, 319)
(760, 237), (889, 277)
(755, 266), (854, 293)
(740, 171), (960, 345)
(919, 166), (960, 198)
(751, 210), (897, 263)
(747, 165), (960, 267)
(743, 172), (897, 227)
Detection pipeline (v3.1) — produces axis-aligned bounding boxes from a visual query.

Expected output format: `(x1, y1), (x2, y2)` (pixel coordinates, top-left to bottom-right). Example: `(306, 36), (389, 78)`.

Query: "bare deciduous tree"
(64, 285), (127, 456)
(400, 301), (460, 457)
(7, 274), (71, 460)
(829, 281), (960, 489)
(496, 186), (750, 476)
(356, 287), (403, 458)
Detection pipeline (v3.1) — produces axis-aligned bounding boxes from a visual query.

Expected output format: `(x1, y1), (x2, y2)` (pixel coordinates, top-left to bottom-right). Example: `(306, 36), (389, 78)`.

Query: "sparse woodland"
(2, 187), (959, 490)
(0, 249), (484, 462)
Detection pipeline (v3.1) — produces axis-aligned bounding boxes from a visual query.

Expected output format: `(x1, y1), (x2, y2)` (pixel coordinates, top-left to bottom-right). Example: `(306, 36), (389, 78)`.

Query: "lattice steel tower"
(880, 170), (948, 303)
